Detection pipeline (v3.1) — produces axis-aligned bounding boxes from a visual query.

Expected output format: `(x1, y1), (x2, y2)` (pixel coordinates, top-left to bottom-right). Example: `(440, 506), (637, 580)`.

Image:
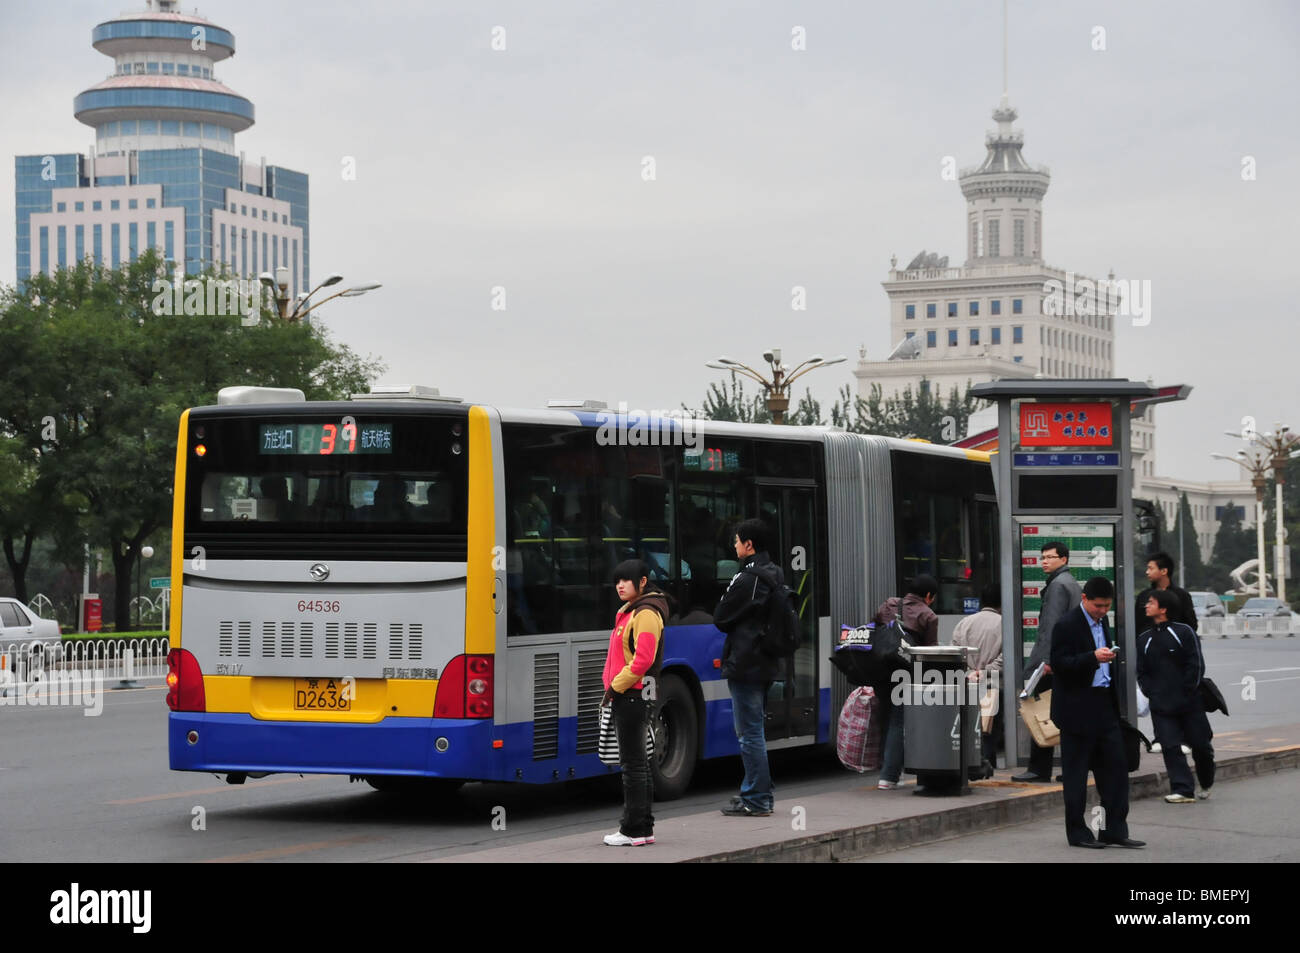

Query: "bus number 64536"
(297, 600), (341, 613)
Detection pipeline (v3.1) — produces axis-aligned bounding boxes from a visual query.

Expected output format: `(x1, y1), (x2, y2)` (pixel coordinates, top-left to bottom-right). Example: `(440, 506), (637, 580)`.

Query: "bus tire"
(650, 673), (698, 801)
(365, 776), (463, 800)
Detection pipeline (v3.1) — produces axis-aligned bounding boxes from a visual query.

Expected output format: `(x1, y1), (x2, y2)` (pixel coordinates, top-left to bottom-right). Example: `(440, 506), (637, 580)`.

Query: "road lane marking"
(106, 775), (332, 804)
(202, 835), (379, 863)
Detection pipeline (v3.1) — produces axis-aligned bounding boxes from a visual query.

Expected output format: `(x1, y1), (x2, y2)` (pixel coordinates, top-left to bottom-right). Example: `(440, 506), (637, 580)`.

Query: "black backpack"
(759, 583), (803, 657)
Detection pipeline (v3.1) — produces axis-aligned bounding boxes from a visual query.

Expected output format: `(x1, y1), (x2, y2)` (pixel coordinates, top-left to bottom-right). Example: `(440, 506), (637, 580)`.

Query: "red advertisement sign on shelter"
(1018, 402), (1114, 447)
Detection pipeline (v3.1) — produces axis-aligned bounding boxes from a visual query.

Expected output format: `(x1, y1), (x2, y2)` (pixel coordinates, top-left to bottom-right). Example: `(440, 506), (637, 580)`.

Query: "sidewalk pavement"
(421, 722), (1300, 863)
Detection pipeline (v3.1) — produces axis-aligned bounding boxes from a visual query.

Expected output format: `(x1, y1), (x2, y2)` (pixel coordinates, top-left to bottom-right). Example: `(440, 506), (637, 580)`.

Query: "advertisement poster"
(1020, 522), (1116, 658)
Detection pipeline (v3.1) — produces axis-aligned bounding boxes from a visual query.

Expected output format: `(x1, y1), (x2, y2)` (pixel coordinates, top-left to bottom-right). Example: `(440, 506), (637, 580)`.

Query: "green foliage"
(1171, 492), (1210, 589)
(829, 380), (981, 443)
(0, 251), (383, 625)
(1206, 499), (1256, 594)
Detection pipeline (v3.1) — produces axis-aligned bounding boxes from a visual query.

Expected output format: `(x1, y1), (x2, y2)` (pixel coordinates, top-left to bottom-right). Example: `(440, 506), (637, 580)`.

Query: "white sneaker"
(603, 832), (648, 847)
(1150, 742), (1163, 753)
(1180, 744), (1192, 755)
(1164, 793), (1196, 804)
(877, 779), (901, 790)
(1197, 789), (1212, 800)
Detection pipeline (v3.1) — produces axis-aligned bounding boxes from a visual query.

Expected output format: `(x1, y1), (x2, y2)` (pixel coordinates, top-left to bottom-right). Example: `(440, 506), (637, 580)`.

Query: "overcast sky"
(3, 0), (1298, 483)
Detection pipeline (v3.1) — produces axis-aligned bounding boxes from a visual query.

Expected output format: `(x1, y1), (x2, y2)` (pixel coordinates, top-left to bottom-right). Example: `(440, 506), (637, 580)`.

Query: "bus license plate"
(294, 678), (351, 711)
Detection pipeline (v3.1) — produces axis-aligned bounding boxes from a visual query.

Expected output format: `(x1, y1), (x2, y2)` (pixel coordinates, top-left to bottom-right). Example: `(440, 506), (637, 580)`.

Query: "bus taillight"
(433, 655), (494, 719)
(166, 649), (207, 712)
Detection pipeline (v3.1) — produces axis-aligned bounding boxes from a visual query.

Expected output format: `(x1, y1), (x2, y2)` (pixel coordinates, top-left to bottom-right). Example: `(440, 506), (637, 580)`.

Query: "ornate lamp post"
(706, 349), (847, 424)
(259, 267), (381, 323)
(1211, 448), (1271, 598)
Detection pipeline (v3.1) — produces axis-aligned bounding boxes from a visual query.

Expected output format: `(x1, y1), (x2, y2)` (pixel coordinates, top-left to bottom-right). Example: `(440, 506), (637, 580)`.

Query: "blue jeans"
(880, 696), (905, 783)
(728, 679), (774, 811)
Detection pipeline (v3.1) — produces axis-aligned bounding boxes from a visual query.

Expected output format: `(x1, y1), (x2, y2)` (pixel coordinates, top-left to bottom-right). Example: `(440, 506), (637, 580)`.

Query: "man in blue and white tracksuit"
(1137, 588), (1215, 804)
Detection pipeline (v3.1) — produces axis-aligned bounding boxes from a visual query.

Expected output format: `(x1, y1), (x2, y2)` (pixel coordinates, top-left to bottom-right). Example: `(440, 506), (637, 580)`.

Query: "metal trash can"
(901, 645), (981, 795)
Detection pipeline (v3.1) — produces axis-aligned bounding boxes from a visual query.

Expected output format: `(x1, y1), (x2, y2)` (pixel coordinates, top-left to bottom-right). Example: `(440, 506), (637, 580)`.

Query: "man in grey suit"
(1013, 541), (1082, 782)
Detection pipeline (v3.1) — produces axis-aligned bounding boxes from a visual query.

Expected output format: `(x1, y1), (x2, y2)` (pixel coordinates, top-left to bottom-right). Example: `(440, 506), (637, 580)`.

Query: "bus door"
(757, 484), (819, 740)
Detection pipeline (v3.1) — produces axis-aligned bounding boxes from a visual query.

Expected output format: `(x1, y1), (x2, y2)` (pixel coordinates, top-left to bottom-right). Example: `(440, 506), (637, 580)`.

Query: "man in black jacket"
(1049, 576), (1144, 849)
(1137, 589), (1215, 803)
(1135, 551), (1199, 755)
(713, 518), (783, 817)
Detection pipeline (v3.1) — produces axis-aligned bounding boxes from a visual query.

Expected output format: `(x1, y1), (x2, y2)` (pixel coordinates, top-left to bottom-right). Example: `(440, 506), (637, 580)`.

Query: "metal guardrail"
(1199, 617), (1298, 639)
(1, 637), (170, 696)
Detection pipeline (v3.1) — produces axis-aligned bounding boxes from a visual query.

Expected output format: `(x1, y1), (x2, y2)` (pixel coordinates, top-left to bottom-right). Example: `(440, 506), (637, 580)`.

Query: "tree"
(829, 379), (981, 443)
(0, 251), (384, 628)
(1205, 500), (1256, 594)
(1170, 492), (1209, 589)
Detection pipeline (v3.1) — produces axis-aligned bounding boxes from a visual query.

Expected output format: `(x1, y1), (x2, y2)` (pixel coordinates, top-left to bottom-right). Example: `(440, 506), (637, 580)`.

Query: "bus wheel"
(650, 674), (698, 800)
(364, 776), (463, 800)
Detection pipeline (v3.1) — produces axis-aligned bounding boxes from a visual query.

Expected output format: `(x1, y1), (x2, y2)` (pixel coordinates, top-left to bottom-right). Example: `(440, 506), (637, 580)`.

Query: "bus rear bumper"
(168, 712), (497, 779)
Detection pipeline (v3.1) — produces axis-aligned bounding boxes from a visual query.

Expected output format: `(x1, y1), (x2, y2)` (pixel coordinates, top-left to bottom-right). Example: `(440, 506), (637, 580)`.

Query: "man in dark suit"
(1049, 576), (1145, 849)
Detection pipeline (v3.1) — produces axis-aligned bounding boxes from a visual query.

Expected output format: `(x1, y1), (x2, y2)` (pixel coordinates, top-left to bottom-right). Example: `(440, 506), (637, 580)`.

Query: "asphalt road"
(0, 638), (1295, 862)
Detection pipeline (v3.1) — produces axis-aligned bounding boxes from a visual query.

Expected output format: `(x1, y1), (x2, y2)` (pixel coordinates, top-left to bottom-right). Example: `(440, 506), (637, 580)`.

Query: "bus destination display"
(258, 422), (393, 455)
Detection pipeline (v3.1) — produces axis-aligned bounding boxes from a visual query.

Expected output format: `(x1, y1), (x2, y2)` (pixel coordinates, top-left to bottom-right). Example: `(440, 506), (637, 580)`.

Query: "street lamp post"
(1211, 448), (1271, 597)
(136, 545), (153, 631)
(1223, 424), (1300, 603)
(706, 349), (848, 424)
(1171, 486), (1185, 588)
(258, 269), (382, 323)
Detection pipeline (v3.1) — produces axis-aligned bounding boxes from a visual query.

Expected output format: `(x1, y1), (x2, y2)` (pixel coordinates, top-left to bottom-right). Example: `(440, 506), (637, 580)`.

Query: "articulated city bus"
(166, 385), (996, 797)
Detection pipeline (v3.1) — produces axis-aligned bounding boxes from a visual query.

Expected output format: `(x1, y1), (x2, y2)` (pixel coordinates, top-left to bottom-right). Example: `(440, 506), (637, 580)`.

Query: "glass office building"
(14, 0), (309, 291)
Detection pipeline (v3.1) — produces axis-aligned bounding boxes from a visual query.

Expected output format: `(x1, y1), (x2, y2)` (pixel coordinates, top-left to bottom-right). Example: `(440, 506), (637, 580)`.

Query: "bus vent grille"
(343, 623), (358, 660)
(236, 622), (251, 658)
(575, 649), (606, 755)
(408, 623), (424, 661)
(299, 622), (313, 659)
(325, 622), (340, 660)
(279, 622), (295, 658)
(532, 653), (560, 761)
(389, 623), (405, 659)
(218, 621), (233, 657)
(261, 622), (276, 658)
(362, 623), (378, 660)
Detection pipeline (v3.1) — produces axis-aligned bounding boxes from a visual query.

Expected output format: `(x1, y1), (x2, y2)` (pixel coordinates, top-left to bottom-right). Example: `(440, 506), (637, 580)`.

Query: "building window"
(262, 210), (268, 221)
(1013, 326), (1024, 344)
(991, 327), (1001, 344)
(74, 201), (84, 212)
(110, 223), (120, 267)
(93, 224), (103, 264)
(241, 205), (247, 216)
(162, 63), (175, 74)
(162, 120), (179, 135)
(110, 200), (120, 211)
(128, 222), (138, 262)
(926, 303), (936, 318)
(1014, 356), (1023, 363)
(971, 219), (982, 258)
(146, 197), (156, 209)
(75, 224), (84, 262)
(272, 212), (278, 223)
(969, 301), (979, 316)
(948, 302), (957, 317)
(905, 304), (916, 320)
(128, 199), (138, 210)
(987, 219), (1000, 257)
(969, 328), (979, 345)
(926, 330), (937, 348)
(164, 220), (174, 260)
(948, 329), (958, 347)
(991, 299), (1001, 315)
(905, 331), (916, 339)
(1013, 298), (1023, 314)
(92, 201), (102, 211)
(56, 202), (66, 213)
(147, 61), (160, 73)
(1013, 218), (1025, 257)
(147, 221), (156, 251)
(177, 64), (190, 75)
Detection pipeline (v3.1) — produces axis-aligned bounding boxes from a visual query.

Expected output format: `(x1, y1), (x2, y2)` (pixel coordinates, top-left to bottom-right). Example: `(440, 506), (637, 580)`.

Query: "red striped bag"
(836, 686), (882, 773)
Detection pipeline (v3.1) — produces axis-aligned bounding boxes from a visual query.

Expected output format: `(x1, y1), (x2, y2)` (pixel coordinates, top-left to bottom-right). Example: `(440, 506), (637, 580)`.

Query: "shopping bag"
(1019, 690), (1060, 748)
(836, 686), (882, 772)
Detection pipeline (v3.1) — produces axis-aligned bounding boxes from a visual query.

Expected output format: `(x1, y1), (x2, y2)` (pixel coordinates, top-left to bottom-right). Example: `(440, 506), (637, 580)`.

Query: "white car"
(0, 598), (62, 683)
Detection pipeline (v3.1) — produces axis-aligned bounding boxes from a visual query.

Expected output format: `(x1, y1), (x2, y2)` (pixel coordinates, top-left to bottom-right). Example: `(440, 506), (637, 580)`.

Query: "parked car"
(1188, 591), (1226, 620)
(1236, 597), (1291, 619)
(0, 598), (62, 684)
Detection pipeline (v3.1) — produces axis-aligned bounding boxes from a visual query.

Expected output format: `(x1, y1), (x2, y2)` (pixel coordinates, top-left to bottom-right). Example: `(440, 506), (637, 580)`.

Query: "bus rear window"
(185, 412), (468, 557)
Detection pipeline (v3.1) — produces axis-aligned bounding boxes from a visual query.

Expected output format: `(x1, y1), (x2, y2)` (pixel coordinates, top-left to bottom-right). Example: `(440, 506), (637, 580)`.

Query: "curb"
(684, 745), (1300, 863)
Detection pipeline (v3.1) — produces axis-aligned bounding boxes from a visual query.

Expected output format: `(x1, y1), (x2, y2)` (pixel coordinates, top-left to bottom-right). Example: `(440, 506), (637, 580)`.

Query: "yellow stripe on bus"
(170, 409), (190, 650)
(203, 676), (437, 721)
(465, 405), (495, 656)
